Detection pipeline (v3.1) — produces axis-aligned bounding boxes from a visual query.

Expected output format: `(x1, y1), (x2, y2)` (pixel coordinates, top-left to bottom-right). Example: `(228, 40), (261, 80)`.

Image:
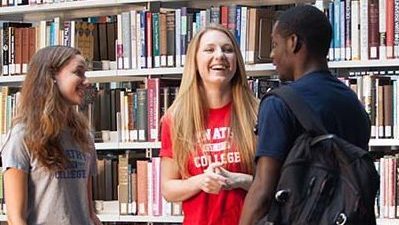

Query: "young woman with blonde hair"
(160, 24), (258, 225)
(1, 46), (101, 225)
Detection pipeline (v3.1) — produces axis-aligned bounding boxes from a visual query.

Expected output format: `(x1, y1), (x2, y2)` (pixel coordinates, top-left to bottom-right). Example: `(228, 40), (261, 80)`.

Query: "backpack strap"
(264, 85), (328, 136)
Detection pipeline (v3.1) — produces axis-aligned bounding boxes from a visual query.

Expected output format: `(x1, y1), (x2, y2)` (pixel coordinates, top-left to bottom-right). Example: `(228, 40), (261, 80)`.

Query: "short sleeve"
(160, 115), (173, 158)
(1, 124), (30, 173)
(255, 96), (300, 162)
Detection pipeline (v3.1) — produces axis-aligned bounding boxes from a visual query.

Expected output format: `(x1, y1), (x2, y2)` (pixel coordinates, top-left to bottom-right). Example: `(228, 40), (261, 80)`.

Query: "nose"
(82, 76), (90, 87)
(214, 48), (226, 59)
(269, 49), (275, 59)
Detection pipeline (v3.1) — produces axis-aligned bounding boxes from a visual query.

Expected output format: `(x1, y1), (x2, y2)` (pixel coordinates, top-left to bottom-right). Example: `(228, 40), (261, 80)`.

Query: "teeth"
(211, 65), (227, 70)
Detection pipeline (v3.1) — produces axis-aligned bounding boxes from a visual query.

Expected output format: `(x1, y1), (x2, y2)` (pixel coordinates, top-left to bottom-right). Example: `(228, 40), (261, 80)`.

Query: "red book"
(220, 6), (229, 28)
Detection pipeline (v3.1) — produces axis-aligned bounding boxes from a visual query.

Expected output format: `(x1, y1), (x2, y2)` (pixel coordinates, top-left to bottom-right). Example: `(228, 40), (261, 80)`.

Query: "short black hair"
(276, 5), (332, 58)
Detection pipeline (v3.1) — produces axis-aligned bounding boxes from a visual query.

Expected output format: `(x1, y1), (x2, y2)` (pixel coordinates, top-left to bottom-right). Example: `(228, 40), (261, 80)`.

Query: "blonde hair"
(14, 46), (92, 172)
(167, 24), (258, 177)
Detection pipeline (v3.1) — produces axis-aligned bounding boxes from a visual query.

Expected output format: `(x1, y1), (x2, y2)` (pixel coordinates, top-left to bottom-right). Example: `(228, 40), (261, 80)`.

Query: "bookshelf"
(0, 0), (398, 224)
(95, 141), (161, 150)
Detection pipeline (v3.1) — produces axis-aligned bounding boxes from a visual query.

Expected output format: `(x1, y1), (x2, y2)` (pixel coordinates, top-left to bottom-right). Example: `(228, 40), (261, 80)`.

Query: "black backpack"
(260, 86), (380, 225)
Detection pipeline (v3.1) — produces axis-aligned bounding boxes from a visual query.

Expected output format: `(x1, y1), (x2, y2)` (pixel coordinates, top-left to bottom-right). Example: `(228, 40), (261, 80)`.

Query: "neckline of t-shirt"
(296, 70), (331, 82)
(209, 101), (232, 113)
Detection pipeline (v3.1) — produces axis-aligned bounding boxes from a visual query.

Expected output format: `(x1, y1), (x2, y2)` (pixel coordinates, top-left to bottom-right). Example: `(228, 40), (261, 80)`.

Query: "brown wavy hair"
(168, 24), (259, 177)
(13, 46), (92, 172)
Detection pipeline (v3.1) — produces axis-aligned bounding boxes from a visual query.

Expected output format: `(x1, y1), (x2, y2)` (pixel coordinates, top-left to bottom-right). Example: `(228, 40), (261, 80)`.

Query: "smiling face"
(54, 54), (89, 106)
(196, 30), (237, 90)
(270, 22), (295, 82)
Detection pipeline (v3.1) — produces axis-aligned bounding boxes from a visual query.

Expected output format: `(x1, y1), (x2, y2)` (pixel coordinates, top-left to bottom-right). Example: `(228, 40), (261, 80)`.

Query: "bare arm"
(87, 178), (102, 225)
(239, 157), (282, 225)
(217, 167), (253, 191)
(4, 168), (28, 225)
(161, 157), (227, 202)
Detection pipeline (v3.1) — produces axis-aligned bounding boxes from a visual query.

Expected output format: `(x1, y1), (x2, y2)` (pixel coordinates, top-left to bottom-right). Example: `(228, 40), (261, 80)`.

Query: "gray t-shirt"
(1, 124), (97, 225)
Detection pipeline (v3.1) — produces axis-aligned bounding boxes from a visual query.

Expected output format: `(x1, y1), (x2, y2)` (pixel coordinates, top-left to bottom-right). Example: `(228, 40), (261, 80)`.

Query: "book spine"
(368, 0), (380, 59)
(152, 12), (161, 68)
(379, 0), (387, 59)
(122, 12), (131, 69)
(130, 10), (138, 70)
(360, 0), (369, 60)
(166, 12), (175, 67)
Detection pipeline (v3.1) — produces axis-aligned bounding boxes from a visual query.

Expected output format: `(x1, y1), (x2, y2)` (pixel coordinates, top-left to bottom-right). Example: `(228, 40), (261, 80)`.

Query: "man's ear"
(288, 34), (301, 54)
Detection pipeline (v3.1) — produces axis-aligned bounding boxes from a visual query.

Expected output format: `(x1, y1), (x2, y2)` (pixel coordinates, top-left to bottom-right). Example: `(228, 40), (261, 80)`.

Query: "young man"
(239, 5), (372, 225)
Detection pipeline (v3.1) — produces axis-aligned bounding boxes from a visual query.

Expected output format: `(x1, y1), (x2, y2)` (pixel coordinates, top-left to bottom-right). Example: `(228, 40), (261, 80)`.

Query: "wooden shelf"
(0, 214), (183, 223)
(2, 59), (399, 85)
(0, 0), (145, 21)
(369, 139), (399, 147)
(329, 59), (399, 68)
(95, 142), (161, 150)
(98, 214), (183, 223)
(376, 218), (399, 225)
(0, 214), (397, 224)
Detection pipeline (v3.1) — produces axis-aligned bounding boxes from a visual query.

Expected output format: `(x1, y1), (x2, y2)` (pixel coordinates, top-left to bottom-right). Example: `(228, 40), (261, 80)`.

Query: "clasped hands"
(198, 162), (244, 194)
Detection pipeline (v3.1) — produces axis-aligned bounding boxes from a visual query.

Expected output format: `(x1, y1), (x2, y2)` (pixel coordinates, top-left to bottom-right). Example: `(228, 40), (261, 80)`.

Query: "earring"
(53, 80), (57, 84)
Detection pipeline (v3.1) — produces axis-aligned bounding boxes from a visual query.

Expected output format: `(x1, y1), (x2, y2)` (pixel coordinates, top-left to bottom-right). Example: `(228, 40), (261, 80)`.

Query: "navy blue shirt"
(256, 70), (371, 161)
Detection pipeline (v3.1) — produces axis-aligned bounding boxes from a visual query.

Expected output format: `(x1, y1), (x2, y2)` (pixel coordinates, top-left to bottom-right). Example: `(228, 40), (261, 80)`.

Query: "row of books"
(375, 154), (399, 219)
(112, 6), (277, 70)
(0, 17), (114, 75)
(0, 4), (280, 75)
(0, 76), (279, 144)
(326, 0), (399, 61)
(3, 2), (399, 77)
(93, 153), (183, 217)
(339, 70), (399, 139)
(86, 78), (180, 143)
(0, 0), (83, 7)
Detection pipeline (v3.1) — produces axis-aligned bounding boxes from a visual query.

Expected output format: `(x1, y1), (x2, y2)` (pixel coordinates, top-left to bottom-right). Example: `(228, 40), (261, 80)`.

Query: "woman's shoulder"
(161, 112), (174, 125)
(5, 123), (26, 142)
(1, 123), (29, 158)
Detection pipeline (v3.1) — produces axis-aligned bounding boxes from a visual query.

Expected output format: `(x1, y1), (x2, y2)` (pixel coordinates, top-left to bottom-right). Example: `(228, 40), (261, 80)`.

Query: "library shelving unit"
(0, 0), (399, 224)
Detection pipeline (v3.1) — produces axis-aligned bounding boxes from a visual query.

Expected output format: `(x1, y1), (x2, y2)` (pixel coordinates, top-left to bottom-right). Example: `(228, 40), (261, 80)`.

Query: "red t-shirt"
(160, 102), (247, 225)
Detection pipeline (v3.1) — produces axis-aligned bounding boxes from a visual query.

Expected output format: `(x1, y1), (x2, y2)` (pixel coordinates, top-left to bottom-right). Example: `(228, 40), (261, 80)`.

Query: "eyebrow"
(76, 63), (87, 70)
(203, 43), (233, 47)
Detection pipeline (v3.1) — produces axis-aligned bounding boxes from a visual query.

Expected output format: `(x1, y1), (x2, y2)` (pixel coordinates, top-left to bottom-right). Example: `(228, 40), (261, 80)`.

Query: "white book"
(38, 20), (47, 49)
(70, 21), (75, 48)
(117, 14), (124, 70)
(240, 6), (247, 63)
(119, 91), (125, 142)
(152, 157), (161, 216)
(200, 10), (207, 29)
(53, 17), (60, 46)
(161, 197), (172, 216)
(379, 158), (385, 218)
(124, 94), (129, 142)
(175, 8), (181, 68)
(122, 12), (131, 69)
(351, 0), (360, 60)
(147, 161), (153, 216)
(130, 10), (138, 69)
(136, 12), (143, 69)
(360, 0), (369, 60)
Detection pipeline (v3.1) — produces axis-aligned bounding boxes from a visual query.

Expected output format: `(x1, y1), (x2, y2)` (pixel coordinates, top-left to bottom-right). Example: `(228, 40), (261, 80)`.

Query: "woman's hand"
(198, 163), (228, 194)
